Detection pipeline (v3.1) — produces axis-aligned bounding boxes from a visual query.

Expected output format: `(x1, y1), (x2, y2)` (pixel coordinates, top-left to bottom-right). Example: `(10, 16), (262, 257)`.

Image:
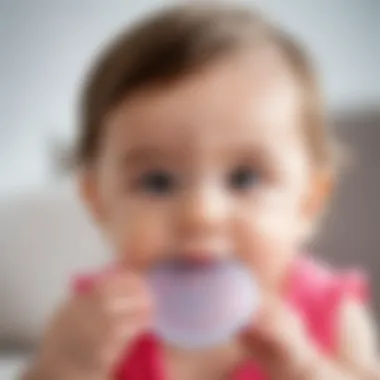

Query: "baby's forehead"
(105, 51), (303, 146)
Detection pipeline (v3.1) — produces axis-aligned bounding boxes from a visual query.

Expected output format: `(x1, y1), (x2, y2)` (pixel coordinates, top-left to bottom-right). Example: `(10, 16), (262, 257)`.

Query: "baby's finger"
(94, 295), (153, 338)
(94, 271), (153, 311)
(241, 297), (315, 373)
(97, 270), (148, 297)
(107, 295), (152, 313)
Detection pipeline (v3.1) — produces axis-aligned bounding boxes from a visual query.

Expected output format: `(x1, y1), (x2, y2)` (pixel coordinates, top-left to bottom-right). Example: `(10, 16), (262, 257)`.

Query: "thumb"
(240, 297), (314, 371)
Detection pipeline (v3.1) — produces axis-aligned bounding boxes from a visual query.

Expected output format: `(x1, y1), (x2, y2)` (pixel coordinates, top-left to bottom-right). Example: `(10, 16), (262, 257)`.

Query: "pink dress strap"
(285, 256), (368, 355)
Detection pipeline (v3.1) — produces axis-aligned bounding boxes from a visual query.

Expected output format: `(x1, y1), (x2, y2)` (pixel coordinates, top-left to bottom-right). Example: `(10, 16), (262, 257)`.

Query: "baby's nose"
(176, 187), (229, 237)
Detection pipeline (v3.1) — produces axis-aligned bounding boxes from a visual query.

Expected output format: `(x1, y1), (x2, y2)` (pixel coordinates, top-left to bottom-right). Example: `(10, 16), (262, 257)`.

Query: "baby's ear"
(303, 169), (334, 220)
(78, 169), (106, 225)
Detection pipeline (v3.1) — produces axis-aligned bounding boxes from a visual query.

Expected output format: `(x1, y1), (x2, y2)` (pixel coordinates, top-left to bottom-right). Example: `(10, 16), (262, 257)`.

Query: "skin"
(22, 49), (379, 380)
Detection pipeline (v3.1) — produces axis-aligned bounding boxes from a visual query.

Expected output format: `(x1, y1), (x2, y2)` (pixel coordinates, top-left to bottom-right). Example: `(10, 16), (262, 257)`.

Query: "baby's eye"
(228, 166), (261, 191)
(139, 170), (177, 195)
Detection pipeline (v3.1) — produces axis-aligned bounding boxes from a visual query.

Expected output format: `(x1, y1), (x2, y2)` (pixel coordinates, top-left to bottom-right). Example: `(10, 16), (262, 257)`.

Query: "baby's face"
(86, 49), (314, 289)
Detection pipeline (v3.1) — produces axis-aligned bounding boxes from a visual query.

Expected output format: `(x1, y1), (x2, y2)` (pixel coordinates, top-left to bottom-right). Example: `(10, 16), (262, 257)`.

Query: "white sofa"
(0, 183), (108, 347)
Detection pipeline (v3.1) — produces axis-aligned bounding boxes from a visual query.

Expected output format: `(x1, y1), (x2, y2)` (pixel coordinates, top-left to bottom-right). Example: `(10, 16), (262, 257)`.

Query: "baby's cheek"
(107, 204), (170, 269)
(233, 194), (302, 288)
(233, 221), (287, 288)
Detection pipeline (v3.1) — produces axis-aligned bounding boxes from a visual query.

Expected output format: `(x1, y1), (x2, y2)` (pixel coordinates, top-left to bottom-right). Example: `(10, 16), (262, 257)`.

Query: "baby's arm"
(337, 298), (380, 379)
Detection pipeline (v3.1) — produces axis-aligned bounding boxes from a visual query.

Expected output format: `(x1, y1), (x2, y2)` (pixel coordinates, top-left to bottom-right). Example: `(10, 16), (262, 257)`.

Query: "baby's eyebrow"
(120, 146), (175, 166)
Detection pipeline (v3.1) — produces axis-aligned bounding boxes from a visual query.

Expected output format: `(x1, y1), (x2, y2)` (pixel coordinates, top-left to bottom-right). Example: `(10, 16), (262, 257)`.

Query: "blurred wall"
(314, 111), (380, 319)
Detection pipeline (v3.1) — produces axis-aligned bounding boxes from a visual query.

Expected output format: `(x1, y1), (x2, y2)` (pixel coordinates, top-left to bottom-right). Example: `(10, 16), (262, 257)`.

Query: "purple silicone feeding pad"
(148, 259), (260, 349)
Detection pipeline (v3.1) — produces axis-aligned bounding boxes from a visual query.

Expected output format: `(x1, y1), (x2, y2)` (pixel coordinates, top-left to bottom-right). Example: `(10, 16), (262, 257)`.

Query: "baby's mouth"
(155, 256), (219, 272)
(162, 252), (231, 270)
(168, 243), (232, 263)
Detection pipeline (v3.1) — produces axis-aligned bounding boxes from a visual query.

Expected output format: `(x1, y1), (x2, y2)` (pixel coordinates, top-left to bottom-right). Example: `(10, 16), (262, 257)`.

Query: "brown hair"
(77, 3), (331, 170)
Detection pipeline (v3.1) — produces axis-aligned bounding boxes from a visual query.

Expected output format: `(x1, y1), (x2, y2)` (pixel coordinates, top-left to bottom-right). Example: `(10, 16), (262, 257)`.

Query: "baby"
(22, 3), (379, 380)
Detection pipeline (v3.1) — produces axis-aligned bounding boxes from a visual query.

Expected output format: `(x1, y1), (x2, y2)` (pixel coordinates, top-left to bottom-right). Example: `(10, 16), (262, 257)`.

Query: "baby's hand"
(241, 298), (359, 380)
(23, 271), (152, 380)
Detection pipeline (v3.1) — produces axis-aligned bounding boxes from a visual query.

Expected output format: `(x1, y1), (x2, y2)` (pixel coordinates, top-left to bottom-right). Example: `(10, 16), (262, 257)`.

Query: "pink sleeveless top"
(74, 256), (367, 380)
